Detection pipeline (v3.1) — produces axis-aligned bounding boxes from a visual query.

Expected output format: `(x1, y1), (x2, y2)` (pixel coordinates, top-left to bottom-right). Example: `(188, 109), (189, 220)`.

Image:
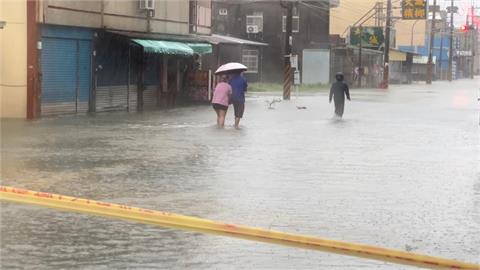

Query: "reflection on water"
(1, 80), (479, 269)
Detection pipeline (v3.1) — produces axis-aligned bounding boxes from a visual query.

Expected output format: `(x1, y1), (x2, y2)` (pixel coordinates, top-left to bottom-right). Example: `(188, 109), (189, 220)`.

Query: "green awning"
(186, 43), (212, 55)
(132, 39), (194, 56)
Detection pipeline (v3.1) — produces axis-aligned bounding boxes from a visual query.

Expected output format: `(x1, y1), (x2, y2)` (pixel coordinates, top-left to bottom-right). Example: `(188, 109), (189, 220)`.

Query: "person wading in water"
(211, 75), (232, 128)
(329, 72), (351, 118)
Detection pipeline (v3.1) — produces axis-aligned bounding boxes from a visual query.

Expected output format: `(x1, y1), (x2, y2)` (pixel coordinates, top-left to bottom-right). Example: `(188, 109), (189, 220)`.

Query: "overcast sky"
(438, 0), (479, 26)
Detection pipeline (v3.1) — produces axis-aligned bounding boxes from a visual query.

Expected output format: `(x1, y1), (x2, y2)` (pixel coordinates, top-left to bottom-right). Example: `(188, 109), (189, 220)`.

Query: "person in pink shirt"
(212, 75), (232, 128)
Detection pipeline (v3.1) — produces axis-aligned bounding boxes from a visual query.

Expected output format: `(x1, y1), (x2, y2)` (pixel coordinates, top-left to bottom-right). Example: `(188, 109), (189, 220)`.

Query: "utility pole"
(466, 5), (470, 78)
(358, 26), (363, 88)
(426, 0), (437, 84)
(27, 0), (40, 119)
(283, 1), (293, 100)
(448, 0), (454, 81)
(382, 0), (392, 88)
(439, 32), (444, 80)
(469, 5), (476, 79)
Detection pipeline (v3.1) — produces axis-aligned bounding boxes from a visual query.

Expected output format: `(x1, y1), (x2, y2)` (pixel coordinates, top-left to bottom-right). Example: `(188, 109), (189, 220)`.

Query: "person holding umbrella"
(215, 63), (248, 129)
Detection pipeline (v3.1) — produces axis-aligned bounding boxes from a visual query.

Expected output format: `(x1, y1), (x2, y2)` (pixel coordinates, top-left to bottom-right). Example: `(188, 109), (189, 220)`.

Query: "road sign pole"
(283, 2), (293, 100)
(448, 0), (455, 81)
(383, 0), (392, 88)
(427, 0), (437, 84)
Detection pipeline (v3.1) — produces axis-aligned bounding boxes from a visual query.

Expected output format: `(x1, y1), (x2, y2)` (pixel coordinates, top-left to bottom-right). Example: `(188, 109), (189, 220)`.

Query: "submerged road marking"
(0, 186), (478, 270)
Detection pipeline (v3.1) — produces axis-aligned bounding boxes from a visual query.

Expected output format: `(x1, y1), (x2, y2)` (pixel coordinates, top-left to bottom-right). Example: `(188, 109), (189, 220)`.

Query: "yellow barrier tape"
(0, 186), (478, 270)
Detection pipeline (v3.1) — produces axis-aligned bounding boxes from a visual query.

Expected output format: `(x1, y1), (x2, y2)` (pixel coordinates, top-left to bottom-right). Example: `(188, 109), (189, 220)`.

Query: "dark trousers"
(334, 100), (345, 117)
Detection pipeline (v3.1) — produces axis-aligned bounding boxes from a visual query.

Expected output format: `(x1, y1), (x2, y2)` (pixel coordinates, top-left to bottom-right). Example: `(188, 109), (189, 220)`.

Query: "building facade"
(330, 0), (427, 48)
(0, 0), (28, 118)
(1, 0), (213, 119)
(212, 0), (331, 83)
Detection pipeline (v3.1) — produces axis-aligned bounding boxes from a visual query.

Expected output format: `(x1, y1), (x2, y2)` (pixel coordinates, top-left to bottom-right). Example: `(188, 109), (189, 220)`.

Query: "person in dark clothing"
(329, 72), (351, 118)
(229, 72), (248, 129)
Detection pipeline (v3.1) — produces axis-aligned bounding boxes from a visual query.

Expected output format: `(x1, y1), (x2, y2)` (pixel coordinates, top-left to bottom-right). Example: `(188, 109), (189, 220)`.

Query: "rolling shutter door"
(143, 56), (159, 109)
(96, 85), (129, 112)
(40, 38), (92, 116)
(96, 85), (138, 112)
(41, 38), (77, 115)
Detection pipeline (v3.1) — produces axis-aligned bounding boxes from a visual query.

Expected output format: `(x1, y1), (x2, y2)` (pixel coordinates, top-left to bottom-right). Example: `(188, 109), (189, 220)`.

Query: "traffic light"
(460, 24), (475, 32)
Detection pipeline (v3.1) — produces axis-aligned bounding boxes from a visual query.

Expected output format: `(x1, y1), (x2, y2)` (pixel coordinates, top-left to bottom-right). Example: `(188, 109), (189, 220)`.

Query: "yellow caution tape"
(0, 186), (478, 269)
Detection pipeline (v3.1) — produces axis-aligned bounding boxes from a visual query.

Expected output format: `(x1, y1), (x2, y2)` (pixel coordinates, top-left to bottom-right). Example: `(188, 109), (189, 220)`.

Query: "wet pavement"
(1, 79), (479, 269)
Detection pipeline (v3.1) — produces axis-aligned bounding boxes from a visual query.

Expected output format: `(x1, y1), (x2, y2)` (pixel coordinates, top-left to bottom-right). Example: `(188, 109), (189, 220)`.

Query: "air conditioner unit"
(246, 25), (259, 34)
(139, 0), (154, 10)
(219, 8), (228, 16)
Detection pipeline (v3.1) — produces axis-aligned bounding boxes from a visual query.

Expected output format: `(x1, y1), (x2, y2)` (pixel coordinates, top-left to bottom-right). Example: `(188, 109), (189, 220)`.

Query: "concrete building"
(212, 0), (331, 83)
(0, 0), (27, 118)
(330, 0), (427, 48)
(329, 0), (433, 86)
(1, 0), (213, 119)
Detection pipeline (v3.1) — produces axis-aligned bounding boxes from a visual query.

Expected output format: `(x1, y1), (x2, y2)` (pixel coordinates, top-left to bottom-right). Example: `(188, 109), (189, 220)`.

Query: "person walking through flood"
(212, 74), (232, 128)
(329, 72), (351, 118)
(229, 72), (248, 129)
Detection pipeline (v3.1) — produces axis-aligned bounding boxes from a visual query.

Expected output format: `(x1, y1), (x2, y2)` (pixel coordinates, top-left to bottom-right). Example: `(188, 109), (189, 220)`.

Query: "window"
(282, 16), (300, 33)
(219, 8), (228, 15)
(242, 50), (259, 74)
(246, 13), (263, 33)
(139, 0), (154, 10)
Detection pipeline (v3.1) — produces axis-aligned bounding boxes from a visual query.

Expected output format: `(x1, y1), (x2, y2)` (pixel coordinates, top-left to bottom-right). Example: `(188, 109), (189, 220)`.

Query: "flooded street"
(1, 79), (479, 269)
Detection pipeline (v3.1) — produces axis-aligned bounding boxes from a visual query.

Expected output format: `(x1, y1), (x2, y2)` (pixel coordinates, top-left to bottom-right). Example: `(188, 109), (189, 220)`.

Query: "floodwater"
(1, 79), (479, 269)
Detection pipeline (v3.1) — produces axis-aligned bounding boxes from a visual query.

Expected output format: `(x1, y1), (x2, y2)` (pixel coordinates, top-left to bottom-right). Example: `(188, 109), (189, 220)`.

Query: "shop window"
(242, 49), (259, 73)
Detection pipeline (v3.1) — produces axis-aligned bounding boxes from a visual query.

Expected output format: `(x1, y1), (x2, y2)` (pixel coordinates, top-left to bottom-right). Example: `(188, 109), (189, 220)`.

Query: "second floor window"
(246, 13), (263, 33)
(282, 16), (300, 33)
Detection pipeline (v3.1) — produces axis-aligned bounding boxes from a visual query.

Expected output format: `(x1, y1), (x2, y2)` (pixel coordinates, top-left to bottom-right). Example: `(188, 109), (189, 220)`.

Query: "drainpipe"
(127, 45), (131, 111)
(100, 0), (105, 28)
(146, 10), (153, 33)
(27, 0), (40, 119)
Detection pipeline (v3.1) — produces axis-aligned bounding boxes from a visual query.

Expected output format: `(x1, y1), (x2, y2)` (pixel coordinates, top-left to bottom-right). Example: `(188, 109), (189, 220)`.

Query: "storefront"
(94, 32), (212, 112)
(389, 49), (415, 84)
(411, 55), (436, 82)
(199, 34), (267, 83)
(331, 46), (383, 87)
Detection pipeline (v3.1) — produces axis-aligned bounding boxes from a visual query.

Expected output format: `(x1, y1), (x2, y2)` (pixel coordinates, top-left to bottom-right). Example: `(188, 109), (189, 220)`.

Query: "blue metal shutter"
(41, 38), (77, 115)
(40, 25), (92, 116)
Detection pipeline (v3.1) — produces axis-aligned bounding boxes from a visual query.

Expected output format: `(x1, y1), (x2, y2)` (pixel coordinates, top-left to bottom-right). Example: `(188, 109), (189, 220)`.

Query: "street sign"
(349, 26), (384, 48)
(294, 70), (300, 85)
(446, 6), (458, 13)
(456, 51), (472, 56)
(428, 5), (440, 12)
(290, 55), (298, 69)
(401, 0), (427, 20)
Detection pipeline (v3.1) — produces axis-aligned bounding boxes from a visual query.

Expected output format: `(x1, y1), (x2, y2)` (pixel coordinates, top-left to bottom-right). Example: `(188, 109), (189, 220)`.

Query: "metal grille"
(246, 14), (263, 32)
(242, 50), (259, 73)
(96, 85), (126, 112)
(143, 85), (158, 109)
(282, 16), (300, 33)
